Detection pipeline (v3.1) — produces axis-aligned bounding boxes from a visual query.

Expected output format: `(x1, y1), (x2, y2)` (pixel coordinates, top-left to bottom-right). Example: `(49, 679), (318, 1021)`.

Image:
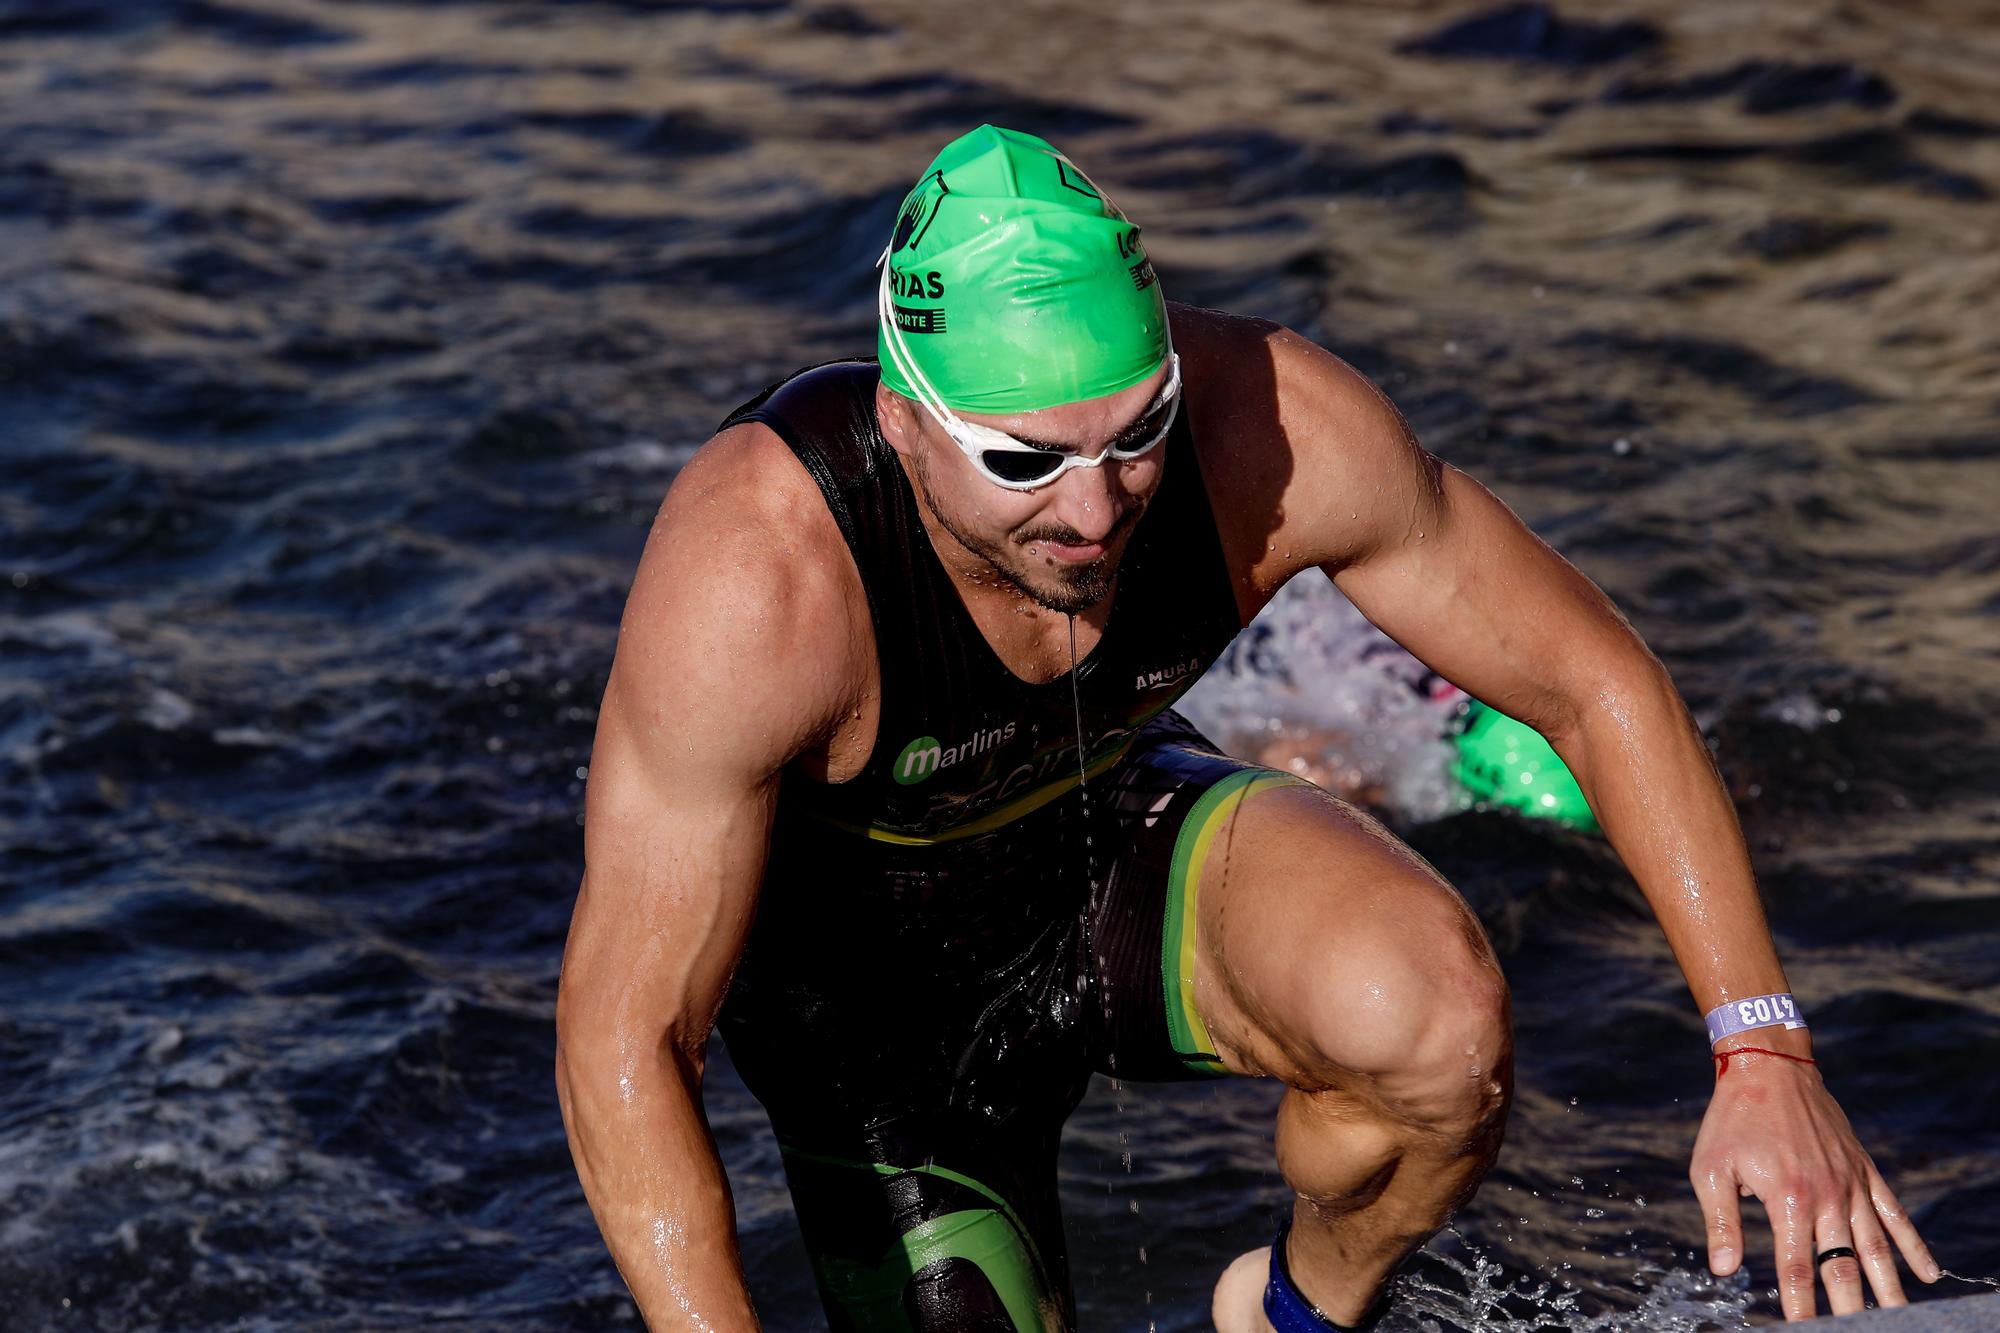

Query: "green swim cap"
(877, 124), (1168, 413)
(1451, 701), (1600, 834)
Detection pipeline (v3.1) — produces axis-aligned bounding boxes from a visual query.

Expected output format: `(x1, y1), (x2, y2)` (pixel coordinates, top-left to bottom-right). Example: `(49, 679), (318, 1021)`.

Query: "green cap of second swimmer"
(1452, 701), (1600, 833)
(877, 124), (1169, 413)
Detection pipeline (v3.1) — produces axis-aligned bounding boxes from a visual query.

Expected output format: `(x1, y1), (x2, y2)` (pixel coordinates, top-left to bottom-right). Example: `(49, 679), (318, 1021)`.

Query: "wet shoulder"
(1165, 302), (1300, 619)
(1167, 303), (1418, 614)
(629, 421), (877, 768)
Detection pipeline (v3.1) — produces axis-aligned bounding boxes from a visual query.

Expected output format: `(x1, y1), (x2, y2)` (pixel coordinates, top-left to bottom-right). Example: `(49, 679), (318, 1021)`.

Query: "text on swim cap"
(889, 269), (946, 299)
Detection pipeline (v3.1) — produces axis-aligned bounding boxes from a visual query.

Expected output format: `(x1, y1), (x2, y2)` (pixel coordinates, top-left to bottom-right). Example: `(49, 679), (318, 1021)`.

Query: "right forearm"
(558, 1042), (760, 1331)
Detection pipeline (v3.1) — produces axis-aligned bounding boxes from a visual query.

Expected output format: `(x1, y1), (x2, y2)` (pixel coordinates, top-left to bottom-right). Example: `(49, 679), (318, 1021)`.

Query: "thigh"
(771, 1113), (1075, 1333)
(1084, 710), (1313, 1079)
(1086, 711), (1501, 1088)
(1187, 761), (1504, 1089)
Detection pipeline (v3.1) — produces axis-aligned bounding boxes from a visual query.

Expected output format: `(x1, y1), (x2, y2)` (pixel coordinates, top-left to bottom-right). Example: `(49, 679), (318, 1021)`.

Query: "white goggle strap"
(875, 245), (972, 448)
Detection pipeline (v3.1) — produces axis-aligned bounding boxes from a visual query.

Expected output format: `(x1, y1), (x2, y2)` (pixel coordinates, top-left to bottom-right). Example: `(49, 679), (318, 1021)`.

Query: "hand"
(1690, 1043), (1939, 1320)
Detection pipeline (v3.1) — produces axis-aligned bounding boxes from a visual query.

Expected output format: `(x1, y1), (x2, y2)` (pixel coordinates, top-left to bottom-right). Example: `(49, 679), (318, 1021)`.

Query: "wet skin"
(875, 355), (1170, 648)
(557, 302), (1937, 1329)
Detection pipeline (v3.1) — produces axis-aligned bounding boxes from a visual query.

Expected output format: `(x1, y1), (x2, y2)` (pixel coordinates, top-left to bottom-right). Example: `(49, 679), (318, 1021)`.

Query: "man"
(555, 124), (1938, 1330)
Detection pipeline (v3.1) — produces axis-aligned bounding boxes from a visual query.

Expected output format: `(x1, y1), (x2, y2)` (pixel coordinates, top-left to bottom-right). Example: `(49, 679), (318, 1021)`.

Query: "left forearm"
(1546, 665), (1806, 1047)
(1332, 455), (1802, 1045)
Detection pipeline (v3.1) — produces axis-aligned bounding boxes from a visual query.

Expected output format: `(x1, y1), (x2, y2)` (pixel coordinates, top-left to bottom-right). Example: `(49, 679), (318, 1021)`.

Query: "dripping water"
(1938, 1269), (2000, 1291)
(1068, 611), (1115, 1081)
(1068, 613), (1100, 927)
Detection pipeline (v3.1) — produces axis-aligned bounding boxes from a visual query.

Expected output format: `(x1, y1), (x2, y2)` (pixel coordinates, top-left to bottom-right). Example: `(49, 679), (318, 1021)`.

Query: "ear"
(875, 382), (916, 460)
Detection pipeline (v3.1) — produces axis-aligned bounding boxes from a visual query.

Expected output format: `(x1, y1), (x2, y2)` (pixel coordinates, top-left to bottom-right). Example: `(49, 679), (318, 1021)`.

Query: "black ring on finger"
(1815, 1246), (1859, 1267)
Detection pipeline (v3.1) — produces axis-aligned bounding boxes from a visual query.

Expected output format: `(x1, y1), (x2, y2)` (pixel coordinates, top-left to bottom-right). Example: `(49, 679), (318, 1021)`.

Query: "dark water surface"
(3, 1), (1997, 1328)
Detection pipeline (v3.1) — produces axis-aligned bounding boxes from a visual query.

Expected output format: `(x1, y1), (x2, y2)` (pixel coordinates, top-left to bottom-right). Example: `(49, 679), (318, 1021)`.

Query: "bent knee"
(1297, 894), (1511, 1130)
(1200, 784), (1510, 1125)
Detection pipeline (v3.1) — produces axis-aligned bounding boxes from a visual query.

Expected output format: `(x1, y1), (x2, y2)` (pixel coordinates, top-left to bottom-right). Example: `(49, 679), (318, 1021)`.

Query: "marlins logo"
(893, 722), (1019, 785)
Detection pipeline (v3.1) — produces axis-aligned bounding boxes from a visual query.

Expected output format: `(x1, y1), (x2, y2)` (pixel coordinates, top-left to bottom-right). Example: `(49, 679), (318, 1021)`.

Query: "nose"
(1045, 458), (1125, 543)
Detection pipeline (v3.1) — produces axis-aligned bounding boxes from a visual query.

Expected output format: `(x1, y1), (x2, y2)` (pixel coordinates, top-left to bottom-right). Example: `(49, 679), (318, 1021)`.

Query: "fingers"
(1867, 1161), (1940, 1283)
(1849, 1199), (1909, 1311)
(1774, 1195), (1818, 1322)
(1814, 1214), (1868, 1319)
(1770, 1168), (1933, 1322)
(1690, 1161), (1744, 1277)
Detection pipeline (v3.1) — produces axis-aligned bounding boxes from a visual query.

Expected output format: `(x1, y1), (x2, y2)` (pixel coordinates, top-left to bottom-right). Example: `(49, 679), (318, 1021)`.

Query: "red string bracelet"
(1714, 1046), (1818, 1075)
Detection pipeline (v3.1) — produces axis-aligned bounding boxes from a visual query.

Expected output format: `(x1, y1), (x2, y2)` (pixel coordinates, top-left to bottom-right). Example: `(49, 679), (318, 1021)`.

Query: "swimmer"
(555, 125), (1938, 1329)
(1255, 670), (1600, 833)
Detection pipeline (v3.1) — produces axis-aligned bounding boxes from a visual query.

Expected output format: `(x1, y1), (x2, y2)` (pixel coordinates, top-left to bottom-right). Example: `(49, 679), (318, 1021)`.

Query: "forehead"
(953, 362), (1172, 451)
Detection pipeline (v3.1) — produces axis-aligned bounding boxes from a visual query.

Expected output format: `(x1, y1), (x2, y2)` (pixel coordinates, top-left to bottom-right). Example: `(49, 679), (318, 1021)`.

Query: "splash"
(1937, 1269), (2000, 1291)
(1176, 577), (1468, 823)
(1377, 1227), (1756, 1332)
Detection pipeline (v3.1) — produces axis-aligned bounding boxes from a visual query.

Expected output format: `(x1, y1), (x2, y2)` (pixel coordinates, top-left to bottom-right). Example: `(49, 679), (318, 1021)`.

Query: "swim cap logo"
(891, 170), (949, 254)
(1115, 225), (1155, 290)
(892, 304), (947, 334)
(889, 171), (950, 333)
(1051, 154), (1120, 217)
(889, 269), (946, 299)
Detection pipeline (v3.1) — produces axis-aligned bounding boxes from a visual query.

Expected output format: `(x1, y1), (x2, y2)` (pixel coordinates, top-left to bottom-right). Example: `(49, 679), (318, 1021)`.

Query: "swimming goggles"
(876, 245), (1180, 491)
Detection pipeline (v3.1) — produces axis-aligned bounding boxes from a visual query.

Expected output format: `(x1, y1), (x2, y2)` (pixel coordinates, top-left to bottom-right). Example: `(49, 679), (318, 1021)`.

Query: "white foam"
(586, 438), (698, 471)
(140, 686), (196, 730)
(0, 1009), (451, 1317)
(1384, 1228), (1756, 1331)
(1178, 574), (1470, 823)
(1759, 690), (1843, 731)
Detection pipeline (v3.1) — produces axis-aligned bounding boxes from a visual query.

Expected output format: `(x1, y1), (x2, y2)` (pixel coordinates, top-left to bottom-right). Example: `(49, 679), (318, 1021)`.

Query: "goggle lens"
(972, 392), (1177, 487)
(979, 449), (1069, 484)
(1111, 397), (1176, 457)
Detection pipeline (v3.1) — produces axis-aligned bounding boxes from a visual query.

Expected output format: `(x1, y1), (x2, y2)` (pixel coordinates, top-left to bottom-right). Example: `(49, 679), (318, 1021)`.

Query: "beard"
(911, 452), (1141, 615)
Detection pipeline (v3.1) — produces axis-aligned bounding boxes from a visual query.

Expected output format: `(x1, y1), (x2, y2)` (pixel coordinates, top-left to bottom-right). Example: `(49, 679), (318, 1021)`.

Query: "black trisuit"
(715, 360), (1306, 1332)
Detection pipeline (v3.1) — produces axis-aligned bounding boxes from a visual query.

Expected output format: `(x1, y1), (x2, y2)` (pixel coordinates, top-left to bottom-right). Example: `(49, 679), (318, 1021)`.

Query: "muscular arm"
(1256, 328), (1777, 1021)
(555, 426), (866, 1330)
(1256, 327), (1937, 1317)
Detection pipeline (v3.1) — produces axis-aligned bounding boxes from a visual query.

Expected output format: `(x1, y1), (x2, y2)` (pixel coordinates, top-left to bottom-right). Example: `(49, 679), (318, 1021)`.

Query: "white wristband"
(1705, 992), (1806, 1046)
